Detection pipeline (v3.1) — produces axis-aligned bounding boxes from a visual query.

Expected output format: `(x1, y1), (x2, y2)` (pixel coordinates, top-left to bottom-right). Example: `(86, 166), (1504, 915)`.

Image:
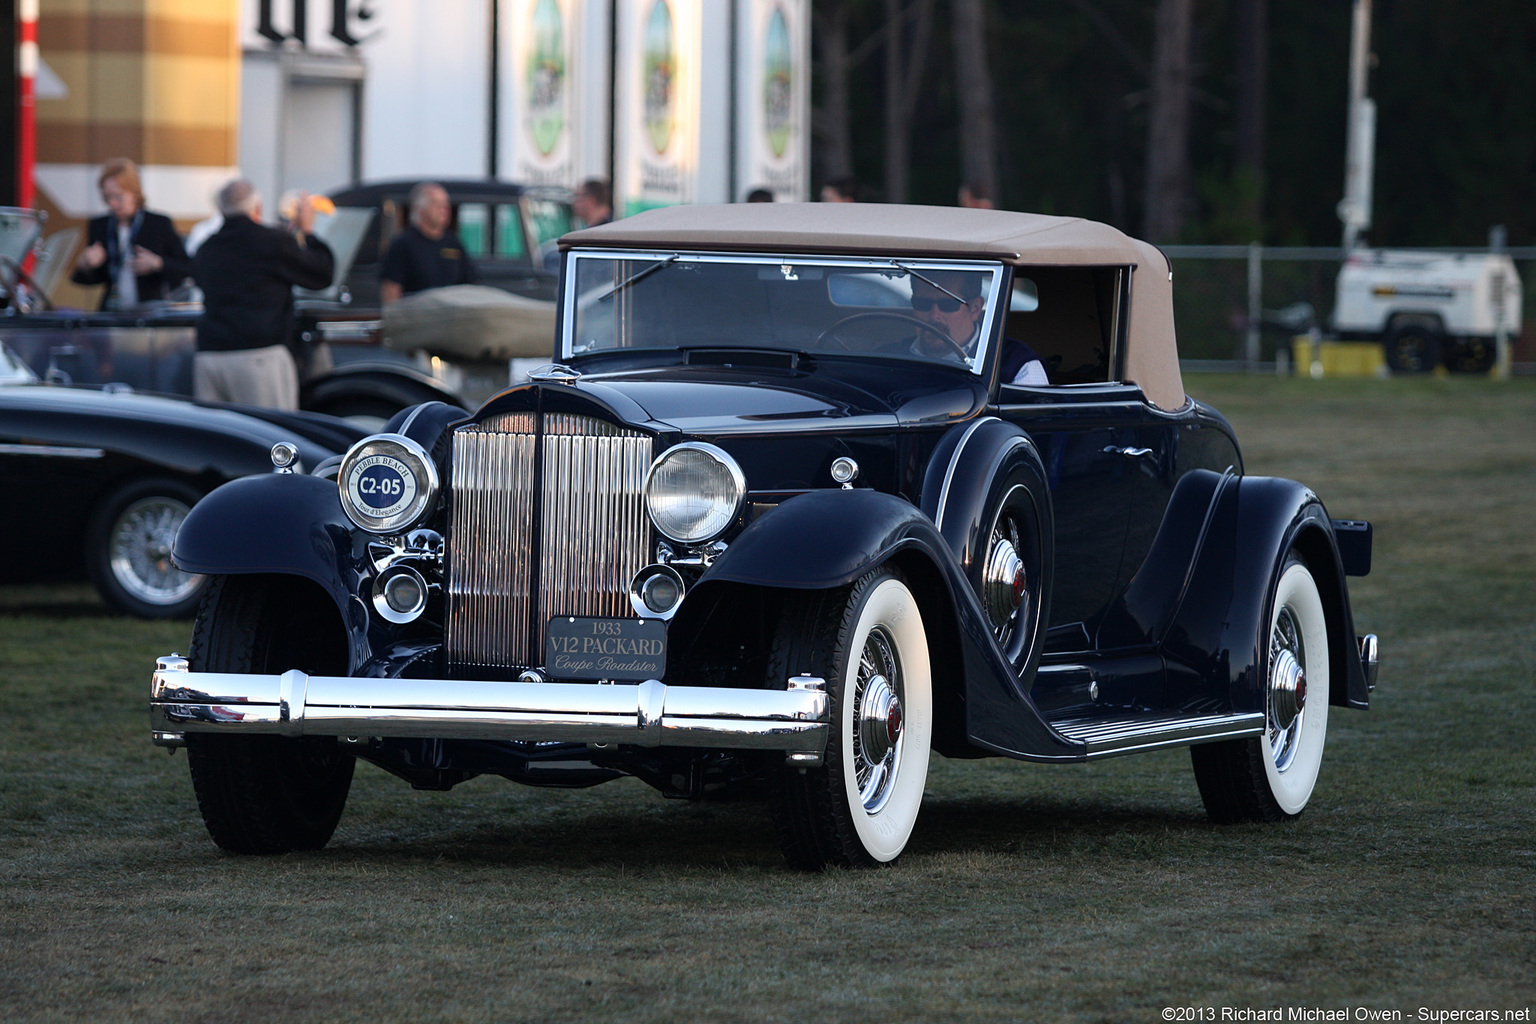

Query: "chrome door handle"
(1103, 445), (1153, 458)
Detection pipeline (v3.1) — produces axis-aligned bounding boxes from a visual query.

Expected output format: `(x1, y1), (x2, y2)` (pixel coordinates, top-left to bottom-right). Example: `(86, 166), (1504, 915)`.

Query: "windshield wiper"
(887, 260), (968, 305)
(596, 254), (680, 303)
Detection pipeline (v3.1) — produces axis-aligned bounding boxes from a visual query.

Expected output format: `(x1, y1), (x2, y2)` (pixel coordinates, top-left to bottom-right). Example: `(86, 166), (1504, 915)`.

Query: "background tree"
(1142, 0), (1193, 240)
(884, 0), (937, 204)
(951, 0), (998, 204)
(811, 0), (1536, 249)
(811, 1), (858, 189)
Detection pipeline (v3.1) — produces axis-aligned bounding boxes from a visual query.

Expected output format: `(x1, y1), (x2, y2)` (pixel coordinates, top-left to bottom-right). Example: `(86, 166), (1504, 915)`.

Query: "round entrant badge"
(347, 453), (418, 520)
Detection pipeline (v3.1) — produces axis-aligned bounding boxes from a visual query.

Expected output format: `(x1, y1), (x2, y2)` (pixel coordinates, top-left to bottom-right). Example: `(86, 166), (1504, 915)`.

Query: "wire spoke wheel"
(1191, 554), (1330, 823)
(109, 496), (203, 607)
(768, 567), (932, 869)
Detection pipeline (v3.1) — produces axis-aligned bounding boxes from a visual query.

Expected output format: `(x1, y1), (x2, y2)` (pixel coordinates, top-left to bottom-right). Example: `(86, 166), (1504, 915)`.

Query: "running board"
(1049, 711), (1265, 758)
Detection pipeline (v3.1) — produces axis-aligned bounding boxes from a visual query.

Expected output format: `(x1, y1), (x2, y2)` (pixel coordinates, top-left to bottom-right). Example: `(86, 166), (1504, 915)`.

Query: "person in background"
(572, 177), (613, 227)
(820, 176), (859, 203)
(191, 179), (334, 410)
(70, 157), (192, 309)
(745, 187), (774, 203)
(379, 182), (476, 304)
(958, 181), (995, 209)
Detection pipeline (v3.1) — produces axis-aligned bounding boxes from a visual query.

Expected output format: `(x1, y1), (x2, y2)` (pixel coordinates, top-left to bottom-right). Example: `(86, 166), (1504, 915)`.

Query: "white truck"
(1332, 248), (1523, 372)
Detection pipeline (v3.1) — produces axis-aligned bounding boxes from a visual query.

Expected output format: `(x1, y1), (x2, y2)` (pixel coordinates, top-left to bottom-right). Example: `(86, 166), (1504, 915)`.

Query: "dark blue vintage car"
(0, 342), (363, 618)
(151, 204), (1378, 868)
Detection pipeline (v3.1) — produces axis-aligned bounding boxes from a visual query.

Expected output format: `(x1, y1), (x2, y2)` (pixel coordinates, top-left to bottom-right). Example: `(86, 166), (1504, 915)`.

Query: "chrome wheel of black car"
(87, 477), (206, 619)
(184, 575), (354, 854)
(983, 484), (1043, 664)
(1191, 554), (1330, 822)
(768, 567), (932, 869)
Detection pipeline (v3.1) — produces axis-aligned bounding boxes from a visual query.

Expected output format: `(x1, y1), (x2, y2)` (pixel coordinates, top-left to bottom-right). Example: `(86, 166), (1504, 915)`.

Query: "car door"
(998, 383), (1140, 654)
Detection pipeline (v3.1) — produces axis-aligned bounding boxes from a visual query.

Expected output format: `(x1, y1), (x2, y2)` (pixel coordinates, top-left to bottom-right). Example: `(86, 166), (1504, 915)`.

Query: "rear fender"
(1157, 475), (1370, 713)
(695, 489), (1083, 760)
(173, 473), (371, 668)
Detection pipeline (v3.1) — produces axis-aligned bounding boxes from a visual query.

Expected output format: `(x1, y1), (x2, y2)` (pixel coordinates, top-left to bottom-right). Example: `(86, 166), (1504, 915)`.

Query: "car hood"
(0, 383), (354, 472)
(541, 361), (988, 436)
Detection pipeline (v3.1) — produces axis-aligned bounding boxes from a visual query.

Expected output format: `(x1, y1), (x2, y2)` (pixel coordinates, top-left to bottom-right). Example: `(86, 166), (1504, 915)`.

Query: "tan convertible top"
(563, 204), (1185, 411)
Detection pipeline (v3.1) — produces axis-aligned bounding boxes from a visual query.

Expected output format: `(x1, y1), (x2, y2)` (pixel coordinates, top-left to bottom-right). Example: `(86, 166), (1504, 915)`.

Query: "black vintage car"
(0, 343), (364, 618)
(151, 204), (1378, 868)
(326, 178), (574, 306)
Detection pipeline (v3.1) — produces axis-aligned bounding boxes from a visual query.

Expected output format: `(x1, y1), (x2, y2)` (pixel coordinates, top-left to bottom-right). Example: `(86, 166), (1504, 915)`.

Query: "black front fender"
(698, 489), (1084, 761)
(174, 474), (370, 664)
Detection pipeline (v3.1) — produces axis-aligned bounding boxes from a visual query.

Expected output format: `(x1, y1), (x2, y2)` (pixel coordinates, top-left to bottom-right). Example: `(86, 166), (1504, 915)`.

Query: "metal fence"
(1161, 244), (1536, 373)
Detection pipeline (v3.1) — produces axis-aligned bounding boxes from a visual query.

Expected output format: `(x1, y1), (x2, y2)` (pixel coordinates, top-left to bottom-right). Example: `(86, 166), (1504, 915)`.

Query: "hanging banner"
(505, 0), (581, 187)
(614, 0), (701, 213)
(736, 0), (808, 202)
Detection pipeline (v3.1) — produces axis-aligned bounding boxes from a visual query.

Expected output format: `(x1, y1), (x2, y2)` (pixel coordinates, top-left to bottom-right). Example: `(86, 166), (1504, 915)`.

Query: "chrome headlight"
(338, 434), (440, 535)
(643, 442), (745, 544)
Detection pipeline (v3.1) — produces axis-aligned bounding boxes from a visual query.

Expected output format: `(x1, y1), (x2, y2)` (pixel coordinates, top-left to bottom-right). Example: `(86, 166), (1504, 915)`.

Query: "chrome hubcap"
(1268, 606), (1307, 771)
(110, 497), (202, 605)
(852, 627), (902, 813)
(983, 536), (1027, 633)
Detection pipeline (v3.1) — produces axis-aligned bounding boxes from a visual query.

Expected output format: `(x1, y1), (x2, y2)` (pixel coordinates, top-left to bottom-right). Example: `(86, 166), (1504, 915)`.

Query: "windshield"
(563, 251), (1004, 373)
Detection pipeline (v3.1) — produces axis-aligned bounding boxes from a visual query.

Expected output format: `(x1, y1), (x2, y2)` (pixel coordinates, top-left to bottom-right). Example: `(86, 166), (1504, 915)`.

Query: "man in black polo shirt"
(380, 182), (476, 303)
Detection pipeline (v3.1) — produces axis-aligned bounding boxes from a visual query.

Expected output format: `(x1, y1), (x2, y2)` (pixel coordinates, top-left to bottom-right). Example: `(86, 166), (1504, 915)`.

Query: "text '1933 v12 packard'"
(151, 204), (1379, 869)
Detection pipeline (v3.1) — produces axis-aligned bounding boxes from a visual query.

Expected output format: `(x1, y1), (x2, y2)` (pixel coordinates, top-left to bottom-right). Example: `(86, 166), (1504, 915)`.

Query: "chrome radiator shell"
(445, 411), (652, 671)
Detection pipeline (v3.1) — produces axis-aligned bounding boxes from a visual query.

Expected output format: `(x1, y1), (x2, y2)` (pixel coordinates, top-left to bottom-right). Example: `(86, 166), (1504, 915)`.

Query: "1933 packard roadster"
(150, 204), (1379, 869)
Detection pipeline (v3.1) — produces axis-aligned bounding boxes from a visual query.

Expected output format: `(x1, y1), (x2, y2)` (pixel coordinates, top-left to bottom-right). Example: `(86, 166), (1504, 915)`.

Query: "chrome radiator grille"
(445, 412), (652, 670)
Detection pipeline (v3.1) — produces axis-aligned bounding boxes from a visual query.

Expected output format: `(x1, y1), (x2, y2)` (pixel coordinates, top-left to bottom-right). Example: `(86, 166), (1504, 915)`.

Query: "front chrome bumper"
(150, 655), (830, 765)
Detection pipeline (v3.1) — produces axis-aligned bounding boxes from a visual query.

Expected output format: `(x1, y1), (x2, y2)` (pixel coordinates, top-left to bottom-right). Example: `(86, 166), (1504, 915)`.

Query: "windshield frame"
(559, 248), (1008, 375)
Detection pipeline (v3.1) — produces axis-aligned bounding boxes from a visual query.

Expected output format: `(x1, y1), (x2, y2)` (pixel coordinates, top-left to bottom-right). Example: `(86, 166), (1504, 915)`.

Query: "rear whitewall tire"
(1262, 561), (1330, 815)
(1191, 555), (1330, 823)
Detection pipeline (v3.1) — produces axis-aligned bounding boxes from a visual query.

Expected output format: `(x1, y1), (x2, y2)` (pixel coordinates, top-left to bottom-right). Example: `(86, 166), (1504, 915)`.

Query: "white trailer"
(1332, 248), (1523, 372)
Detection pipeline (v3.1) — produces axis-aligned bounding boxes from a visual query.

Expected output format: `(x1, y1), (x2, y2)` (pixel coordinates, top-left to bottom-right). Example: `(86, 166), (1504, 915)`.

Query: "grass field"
(2, 374), (1533, 1023)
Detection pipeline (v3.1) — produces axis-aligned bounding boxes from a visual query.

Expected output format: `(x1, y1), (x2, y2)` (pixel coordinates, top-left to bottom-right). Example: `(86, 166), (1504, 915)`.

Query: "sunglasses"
(911, 295), (967, 313)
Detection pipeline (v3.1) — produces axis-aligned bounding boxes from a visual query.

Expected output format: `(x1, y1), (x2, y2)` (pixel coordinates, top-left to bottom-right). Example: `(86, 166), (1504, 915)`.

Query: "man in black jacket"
(192, 179), (334, 410)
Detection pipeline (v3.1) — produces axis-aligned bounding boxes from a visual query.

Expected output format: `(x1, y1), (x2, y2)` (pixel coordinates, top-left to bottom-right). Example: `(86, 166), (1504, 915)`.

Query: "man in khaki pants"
(191, 179), (334, 410)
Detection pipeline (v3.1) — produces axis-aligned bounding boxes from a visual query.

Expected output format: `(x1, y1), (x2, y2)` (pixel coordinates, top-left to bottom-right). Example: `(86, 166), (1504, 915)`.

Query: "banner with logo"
(614, 0), (702, 213)
(735, 0), (808, 202)
(503, 0), (587, 187)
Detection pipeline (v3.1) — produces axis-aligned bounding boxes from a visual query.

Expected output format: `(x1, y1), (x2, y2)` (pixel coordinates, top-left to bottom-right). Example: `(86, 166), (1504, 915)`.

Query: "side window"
(495, 204), (526, 257)
(457, 203), (491, 258)
(1003, 267), (1119, 386)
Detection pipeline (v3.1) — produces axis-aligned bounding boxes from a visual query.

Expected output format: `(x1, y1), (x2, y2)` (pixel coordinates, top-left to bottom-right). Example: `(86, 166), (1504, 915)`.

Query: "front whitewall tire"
(839, 578), (932, 863)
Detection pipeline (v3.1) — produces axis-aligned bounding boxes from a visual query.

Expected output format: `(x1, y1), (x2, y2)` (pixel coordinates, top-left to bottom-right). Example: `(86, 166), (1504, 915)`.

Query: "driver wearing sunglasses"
(909, 272), (1047, 385)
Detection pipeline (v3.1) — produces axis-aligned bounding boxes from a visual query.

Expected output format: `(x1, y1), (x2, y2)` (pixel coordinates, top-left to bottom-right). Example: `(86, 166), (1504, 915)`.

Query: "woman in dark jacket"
(70, 158), (192, 310)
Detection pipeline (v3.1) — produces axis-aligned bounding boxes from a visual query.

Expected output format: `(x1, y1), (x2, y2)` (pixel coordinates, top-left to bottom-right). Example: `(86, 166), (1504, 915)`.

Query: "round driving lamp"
(338, 434), (440, 535)
(628, 564), (687, 620)
(372, 565), (429, 624)
(643, 442), (746, 544)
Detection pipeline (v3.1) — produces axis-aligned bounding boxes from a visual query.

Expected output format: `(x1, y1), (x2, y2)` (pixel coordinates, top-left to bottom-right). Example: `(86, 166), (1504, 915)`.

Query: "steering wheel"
(815, 311), (969, 361)
(0, 255), (55, 313)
